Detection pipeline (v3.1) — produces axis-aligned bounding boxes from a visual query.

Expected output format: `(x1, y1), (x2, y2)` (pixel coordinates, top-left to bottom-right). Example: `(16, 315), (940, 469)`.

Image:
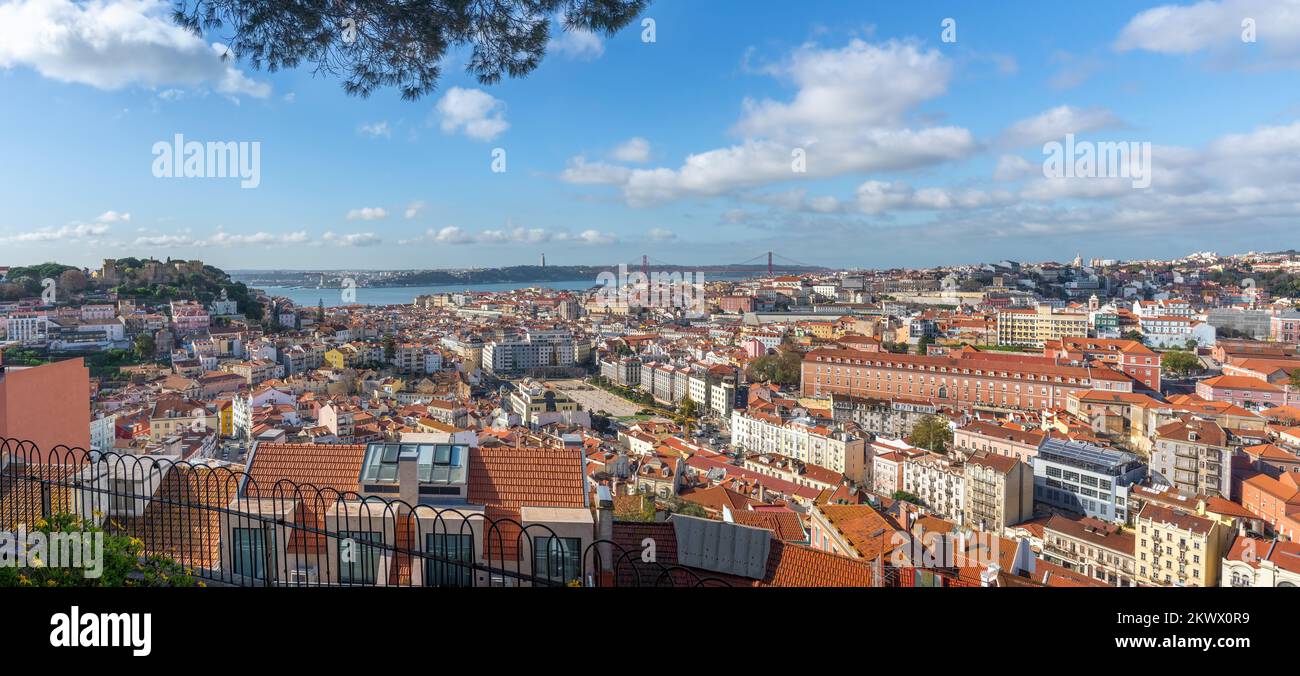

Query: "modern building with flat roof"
(1032, 438), (1147, 524)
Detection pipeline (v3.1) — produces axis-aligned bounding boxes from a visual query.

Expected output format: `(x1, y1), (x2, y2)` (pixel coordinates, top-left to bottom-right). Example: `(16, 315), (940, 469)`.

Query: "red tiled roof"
(467, 446), (587, 565)
(466, 446), (586, 510)
(610, 520), (878, 587)
(244, 443), (368, 495)
(730, 508), (807, 542)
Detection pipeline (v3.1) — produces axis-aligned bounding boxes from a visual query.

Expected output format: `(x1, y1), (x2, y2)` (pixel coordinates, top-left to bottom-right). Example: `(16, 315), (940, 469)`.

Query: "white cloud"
(95, 210), (131, 223)
(560, 156), (631, 185)
(998, 106), (1124, 148)
(346, 207), (388, 221)
(404, 225), (616, 246)
(323, 231), (382, 247)
(735, 39), (953, 139)
(994, 155), (1036, 181)
(207, 229), (308, 246)
(575, 229), (615, 245)
(616, 130), (973, 207)
(647, 228), (677, 242)
(561, 39), (975, 207)
(358, 121), (391, 139)
(550, 29), (604, 60)
(1116, 0), (1300, 56)
(610, 137), (651, 163)
(0, 221), (110, 243)
(404, 201), (427, 220)
(0, 0), (270, 98)
(435, 87), (509, 141)
(131, 233), (195, 248)
(429, 226), (474, 244)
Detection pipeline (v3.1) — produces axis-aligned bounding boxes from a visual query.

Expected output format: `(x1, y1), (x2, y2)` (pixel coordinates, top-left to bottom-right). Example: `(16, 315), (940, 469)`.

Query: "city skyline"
(2, 0), (1300, 270)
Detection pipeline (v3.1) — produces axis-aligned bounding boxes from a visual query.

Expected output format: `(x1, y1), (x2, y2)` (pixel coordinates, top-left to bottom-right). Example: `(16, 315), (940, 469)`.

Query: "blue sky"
(1, 0), (1299, 270)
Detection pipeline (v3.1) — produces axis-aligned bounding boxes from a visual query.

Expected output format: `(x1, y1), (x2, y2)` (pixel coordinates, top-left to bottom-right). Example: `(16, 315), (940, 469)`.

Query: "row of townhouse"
(1195, 374), (1295, 410)
(802, 347), (1133, 413)
(829, 393), (937, 440)
(729, 409), (867, 482)
(392, 343), (443, 374)
(1043, 337), (1161, 391)
(870, 442), (1034, 533)
(601, 356), (738, 417)
(279, 342), (329, 374)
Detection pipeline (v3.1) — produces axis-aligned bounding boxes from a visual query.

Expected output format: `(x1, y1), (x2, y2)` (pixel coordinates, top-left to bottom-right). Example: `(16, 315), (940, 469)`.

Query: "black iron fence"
(0, 438), (731, 587)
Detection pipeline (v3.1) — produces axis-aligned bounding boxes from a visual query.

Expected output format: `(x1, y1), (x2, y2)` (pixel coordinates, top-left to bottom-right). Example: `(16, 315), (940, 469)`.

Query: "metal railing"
(0, 438), (730, 588)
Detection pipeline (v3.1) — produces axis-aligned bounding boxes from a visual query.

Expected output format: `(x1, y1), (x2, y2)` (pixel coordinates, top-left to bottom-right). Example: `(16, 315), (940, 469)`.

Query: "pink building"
(739, 338), (768, 359)
(169, 301), (211, 334)
(1196, 375), (1293, 410)
(0, 357), (92, 454)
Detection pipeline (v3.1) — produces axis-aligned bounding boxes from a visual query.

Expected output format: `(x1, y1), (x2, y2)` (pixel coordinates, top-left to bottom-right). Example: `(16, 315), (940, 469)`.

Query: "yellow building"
(1135, 502), (1228, 587)
(996, 305), (1089, 348)
(323, 346), (365, 370)
(218, 399), (233, 438)
(799, 321), (837, 339)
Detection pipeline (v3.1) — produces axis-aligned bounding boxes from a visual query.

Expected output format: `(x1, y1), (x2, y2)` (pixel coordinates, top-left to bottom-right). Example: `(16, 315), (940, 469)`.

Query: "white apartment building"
(729, 410), (867, 482)
(482, 327), (575, 375)
(90, 412), (120, 452)
(7, 312), (49, 345)
(393, 344), (441, 374)
(1138, 315), (1216, 349)
(902, 452), (966, 521)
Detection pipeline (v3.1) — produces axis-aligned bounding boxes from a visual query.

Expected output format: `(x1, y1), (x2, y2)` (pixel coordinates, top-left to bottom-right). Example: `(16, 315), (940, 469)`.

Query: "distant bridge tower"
(540, 253), (546, 267)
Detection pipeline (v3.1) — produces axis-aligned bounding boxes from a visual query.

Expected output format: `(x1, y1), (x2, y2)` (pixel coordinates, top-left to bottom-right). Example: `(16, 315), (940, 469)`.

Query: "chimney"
(397, 445), (420, 506)
(595, 485), (615, 574)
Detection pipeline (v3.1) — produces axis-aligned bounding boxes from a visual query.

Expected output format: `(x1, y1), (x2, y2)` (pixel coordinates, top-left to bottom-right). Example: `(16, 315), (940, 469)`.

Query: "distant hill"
(231, 263), (827, 288)
(1, 258), (264, 319)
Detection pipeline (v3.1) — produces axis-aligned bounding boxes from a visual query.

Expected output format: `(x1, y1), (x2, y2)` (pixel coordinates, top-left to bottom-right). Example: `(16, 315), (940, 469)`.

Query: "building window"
(232, 527), (274, 581)
(339, 530), (383, 584)
(533, 536), (583, 584)
(425, 533), (473, 587)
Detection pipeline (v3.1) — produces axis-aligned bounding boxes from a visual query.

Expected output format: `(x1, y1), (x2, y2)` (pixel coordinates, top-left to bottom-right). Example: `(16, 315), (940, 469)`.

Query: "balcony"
(0, 440), (683, 588)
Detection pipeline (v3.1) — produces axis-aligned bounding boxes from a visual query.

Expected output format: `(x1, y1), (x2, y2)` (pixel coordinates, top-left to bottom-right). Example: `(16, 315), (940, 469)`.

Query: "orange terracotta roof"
(466, 446), (586, 510)
(816, 503), (905, 560)
(245, 443), (368, 495)
(730, 509), (807, 542)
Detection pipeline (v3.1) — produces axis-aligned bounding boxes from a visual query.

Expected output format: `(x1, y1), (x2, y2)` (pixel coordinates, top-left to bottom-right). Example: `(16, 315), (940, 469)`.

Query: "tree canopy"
(172, 0), (650, 100)
(1161, 350), (1201, 378)
(745, 345), (803, 387)
(909, 414), (952, 452)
